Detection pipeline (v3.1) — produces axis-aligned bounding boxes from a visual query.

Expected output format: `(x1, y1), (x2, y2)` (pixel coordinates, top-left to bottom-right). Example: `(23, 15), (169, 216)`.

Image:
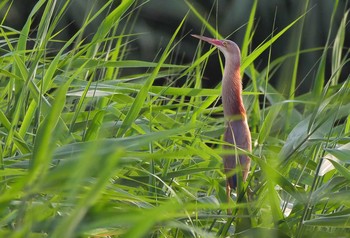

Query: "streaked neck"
(221, 57), (246, 119)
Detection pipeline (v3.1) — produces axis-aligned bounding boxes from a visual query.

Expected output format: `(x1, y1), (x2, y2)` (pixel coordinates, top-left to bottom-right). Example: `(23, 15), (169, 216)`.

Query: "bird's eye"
(222, 41), (228, 47)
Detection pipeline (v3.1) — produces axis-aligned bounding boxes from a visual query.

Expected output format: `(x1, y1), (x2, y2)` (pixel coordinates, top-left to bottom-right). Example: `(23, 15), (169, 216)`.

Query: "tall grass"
(0, 0), (349, 237)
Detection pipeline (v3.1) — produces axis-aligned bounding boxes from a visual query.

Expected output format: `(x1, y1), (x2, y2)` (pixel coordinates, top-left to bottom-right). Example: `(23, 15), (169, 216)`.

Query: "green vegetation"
(0, 0), (349, 237)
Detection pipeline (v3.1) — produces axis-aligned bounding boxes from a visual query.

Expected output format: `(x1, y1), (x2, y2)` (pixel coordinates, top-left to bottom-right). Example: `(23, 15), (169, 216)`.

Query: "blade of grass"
(117, 14), (188, 136)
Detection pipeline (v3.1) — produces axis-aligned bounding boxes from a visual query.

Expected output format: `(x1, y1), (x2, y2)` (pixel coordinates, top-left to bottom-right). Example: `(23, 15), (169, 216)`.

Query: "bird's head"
(191, 34), (240, 61)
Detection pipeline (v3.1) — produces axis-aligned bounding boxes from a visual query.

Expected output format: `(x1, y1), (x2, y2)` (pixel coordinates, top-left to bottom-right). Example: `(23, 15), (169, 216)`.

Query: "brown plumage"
(192, 34), (251, 201)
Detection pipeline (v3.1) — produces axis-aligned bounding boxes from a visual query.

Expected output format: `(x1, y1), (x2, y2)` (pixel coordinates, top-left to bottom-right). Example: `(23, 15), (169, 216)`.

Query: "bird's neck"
(222, 58), (246, 120)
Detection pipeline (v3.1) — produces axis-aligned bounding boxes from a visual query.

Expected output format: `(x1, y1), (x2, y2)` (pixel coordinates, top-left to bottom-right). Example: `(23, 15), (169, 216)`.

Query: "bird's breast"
(224, 119), (251, 151)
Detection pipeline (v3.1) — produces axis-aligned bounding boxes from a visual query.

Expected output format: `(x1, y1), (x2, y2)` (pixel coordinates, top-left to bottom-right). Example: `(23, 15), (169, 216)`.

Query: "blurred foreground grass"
(0, 0), (349, 237)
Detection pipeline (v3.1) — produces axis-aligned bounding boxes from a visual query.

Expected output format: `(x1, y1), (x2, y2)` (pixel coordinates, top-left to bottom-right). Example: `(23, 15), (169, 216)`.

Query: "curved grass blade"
(117, 14), (188, 137)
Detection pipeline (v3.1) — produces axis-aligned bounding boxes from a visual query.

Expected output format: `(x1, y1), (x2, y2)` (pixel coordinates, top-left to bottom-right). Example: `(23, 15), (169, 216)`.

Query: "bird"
(192, 34), (251, 205)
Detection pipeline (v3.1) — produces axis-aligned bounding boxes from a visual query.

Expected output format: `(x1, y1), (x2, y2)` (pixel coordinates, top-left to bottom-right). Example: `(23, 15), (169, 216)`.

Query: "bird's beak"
(191, 34), (224, 47)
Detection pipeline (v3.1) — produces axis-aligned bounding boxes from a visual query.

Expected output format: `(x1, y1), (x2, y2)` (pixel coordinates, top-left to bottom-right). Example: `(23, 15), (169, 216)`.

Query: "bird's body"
(192, 35), (251, 197)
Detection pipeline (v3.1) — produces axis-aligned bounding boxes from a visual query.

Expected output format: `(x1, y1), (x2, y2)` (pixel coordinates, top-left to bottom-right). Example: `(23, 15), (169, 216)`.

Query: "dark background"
(2, 0), (349, 95)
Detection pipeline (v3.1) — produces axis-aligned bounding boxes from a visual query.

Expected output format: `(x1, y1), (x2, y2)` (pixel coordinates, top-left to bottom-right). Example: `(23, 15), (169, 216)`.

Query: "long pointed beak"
(191, 34), (224, 47)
